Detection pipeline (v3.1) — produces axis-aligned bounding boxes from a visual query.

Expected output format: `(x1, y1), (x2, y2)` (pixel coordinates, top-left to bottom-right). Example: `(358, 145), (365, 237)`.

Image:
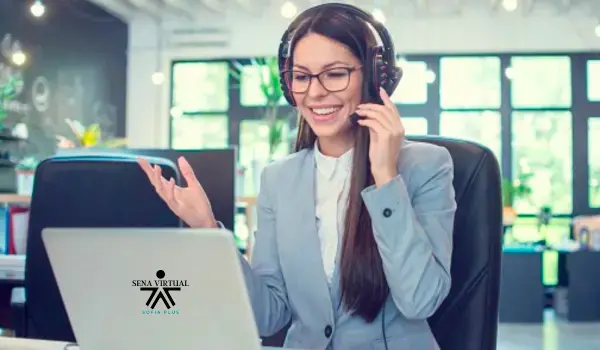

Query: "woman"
(138, 4), (456, 350)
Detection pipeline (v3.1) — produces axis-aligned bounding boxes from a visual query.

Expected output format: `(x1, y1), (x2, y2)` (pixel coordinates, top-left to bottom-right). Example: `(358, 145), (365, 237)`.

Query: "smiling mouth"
(310, 107), (342, 121)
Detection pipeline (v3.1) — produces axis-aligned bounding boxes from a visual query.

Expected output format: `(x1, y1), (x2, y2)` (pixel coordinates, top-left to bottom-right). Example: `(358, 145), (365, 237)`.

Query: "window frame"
(507, 55), (574, 216)
(168, 59), (233, 148)
(578, 54), (600, 214)
(168, 52), (600, 218)
(587, 117), (600, 209)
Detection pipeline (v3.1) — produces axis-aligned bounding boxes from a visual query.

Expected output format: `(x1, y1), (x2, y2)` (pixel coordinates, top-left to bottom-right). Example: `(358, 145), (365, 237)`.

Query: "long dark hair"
(288, 6), (389, 323)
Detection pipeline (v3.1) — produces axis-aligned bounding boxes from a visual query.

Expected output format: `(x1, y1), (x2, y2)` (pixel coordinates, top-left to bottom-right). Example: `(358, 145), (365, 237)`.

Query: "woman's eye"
(326, 72), (346, 78)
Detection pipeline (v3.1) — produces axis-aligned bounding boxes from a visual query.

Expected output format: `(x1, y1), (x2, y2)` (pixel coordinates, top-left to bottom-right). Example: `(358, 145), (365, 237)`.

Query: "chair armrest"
(10, 287), (27, 337)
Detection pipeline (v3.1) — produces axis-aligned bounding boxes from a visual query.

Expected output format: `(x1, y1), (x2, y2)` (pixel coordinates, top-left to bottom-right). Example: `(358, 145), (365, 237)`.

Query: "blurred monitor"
(124, 149), (236, 232)
(55, 148), (236, 232)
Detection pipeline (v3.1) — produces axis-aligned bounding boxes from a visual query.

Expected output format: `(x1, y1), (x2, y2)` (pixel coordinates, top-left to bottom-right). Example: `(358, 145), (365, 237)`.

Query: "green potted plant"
(537, 205), (552, 234)
(231, 57), (291, 159)
(15, 156), (38, 195)
(0, 34), (25, 131)
(502, 173), (533, 225)
(56, 118), (127, 150)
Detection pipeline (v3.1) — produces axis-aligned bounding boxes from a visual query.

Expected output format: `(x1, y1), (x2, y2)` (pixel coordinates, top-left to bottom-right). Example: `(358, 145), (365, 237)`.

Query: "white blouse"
(314, 142), (353, 283)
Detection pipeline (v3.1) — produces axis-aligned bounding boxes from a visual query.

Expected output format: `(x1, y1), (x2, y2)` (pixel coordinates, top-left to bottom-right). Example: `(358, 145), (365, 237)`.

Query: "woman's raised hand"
(137, 156), (218, 228)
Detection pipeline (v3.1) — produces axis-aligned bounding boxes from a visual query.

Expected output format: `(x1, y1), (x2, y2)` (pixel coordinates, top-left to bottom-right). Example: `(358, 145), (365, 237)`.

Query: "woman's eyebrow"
(293, 60), (352, 71)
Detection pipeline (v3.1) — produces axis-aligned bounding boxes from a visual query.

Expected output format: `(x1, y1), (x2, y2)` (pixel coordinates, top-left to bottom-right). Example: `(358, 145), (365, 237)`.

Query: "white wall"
(125, 2), (600, 147)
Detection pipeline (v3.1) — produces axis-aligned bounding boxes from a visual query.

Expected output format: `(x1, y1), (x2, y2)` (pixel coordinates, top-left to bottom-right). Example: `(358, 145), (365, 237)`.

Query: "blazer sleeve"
(237, 166), (292, 336)
(360, 146), (456, 320)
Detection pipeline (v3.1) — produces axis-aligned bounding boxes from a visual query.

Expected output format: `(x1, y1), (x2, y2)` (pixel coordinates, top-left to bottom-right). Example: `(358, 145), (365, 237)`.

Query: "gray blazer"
(239, 140), (457, 350)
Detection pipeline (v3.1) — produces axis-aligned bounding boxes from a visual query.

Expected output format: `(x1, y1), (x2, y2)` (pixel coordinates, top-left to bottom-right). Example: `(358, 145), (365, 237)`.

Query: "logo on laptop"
(132, 270), (189, 315)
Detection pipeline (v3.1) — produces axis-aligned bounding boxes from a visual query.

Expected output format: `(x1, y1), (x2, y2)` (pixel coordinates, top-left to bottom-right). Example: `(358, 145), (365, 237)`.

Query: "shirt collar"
(314, 140), (353, 180)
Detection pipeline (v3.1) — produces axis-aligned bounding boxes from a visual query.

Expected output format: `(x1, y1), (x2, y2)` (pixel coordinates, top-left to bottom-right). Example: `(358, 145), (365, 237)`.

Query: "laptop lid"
(42, 228), (262, 350)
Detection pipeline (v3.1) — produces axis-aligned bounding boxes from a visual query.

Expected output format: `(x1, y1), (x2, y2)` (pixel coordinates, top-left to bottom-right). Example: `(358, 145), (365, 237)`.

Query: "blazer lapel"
(283, 149), (334, 321)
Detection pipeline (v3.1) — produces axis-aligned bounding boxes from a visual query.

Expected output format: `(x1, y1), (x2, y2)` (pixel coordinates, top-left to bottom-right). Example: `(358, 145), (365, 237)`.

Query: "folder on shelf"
(6, 206), (29, 255)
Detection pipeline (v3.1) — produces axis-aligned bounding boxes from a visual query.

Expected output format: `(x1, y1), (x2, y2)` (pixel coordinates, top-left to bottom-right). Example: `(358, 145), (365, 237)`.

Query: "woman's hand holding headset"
(137, 157), (218, 228)
(355, 87), (405, 186)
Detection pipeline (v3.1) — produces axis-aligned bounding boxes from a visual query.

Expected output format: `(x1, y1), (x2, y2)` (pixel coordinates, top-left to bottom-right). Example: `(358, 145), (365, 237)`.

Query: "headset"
(278, 5), (397, 348)
(277, 2), (403, 127)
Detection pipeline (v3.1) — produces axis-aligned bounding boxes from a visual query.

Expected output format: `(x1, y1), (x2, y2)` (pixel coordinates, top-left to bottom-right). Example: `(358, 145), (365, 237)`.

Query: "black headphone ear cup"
(386, 66), (402, 96)
(395, 66), (403, 83)
(280, 73), (293, 106)
(372, 46), (395, 97)
(368, 47), (387, 99)
(279, 58), (296, 106)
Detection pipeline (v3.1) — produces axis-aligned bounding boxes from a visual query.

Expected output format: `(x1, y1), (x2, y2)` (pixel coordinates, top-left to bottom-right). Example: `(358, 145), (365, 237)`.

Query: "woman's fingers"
(178, 156), (201, 189)
(357, 118), (386, 135)
(138, 157), (184, 210)
(137, 158), (157, 187)
(355, 106), (394, 130)
(163, 177), (177, 205)
(153, 165), (163, 193)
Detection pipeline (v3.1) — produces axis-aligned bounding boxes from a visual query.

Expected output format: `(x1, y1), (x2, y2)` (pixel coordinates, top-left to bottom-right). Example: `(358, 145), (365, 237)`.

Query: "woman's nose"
(306, 77), (328, 97)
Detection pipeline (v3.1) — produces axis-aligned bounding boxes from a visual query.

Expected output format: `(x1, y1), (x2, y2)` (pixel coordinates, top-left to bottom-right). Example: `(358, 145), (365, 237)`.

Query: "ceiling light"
(502, 0), (518, 12)
(11, 51), (26, 66)
(151, 72), (165, 85)
(424, 70), (436, 84)
(505, 67), (515, 80)
(30, 0), (45, 18)
(280, 2), (297, 19)
(170, 106), (183, 119)
(595, 24), (600, 38)
(372, 8), (385, 23)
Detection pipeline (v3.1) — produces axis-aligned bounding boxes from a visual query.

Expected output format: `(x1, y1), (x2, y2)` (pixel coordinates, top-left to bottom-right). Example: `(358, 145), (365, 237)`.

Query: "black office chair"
(263, 136), (503, 349)
(413, 136), (502, 350)
(11, 153), (182, 341)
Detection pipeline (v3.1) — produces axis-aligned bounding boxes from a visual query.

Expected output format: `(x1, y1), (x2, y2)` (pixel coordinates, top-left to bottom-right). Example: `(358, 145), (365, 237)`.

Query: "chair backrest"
(24, 154), (182, 342)
(408, 136), (503, 350)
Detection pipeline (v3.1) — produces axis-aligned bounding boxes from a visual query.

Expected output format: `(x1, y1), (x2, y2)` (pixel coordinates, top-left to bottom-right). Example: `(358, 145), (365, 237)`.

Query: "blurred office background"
(1, 0), (600, 348)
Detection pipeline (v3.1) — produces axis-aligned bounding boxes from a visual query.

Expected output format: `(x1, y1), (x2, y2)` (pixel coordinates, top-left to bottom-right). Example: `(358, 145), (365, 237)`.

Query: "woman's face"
(291, 33), (363, 140)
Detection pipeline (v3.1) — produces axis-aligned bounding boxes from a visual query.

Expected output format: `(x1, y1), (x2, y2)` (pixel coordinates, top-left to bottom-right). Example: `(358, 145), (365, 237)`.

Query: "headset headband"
(278, 3), (395, 63)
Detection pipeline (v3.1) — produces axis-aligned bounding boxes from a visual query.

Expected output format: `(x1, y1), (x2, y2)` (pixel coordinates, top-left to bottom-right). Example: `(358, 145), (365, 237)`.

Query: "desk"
(0, 337), (289, 349)
(0, 337), (68, 350)
(0, 256), (25, 329)
(499, 248), (545, 323)
(0, 255), (25, 286)
(554, 250), (600, 321)
(0, 195), (31, 205)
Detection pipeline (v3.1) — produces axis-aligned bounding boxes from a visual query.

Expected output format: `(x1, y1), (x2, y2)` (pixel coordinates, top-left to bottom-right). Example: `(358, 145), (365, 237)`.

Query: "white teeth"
(311, 107), (340, 115)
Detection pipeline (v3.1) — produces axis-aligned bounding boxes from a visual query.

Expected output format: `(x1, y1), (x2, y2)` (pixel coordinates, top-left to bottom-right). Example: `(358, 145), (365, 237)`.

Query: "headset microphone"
(349, 112), (362, 126)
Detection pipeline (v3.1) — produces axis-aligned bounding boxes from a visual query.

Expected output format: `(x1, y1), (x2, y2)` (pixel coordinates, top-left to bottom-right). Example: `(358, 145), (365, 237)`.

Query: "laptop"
(42, 228), (263, 350)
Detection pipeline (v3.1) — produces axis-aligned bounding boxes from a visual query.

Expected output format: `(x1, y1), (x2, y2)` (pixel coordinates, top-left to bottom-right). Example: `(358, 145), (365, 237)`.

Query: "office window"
(439, 111), (501, 162)
(589, 118), (600, 208)
(587, 60), (600, 101)
(239, 120), (290, 196)
(403, 117), (428, 135)
(171, 115), (228, 149)
(172, 62), (229, 113)
(239, 64), (287, 107)
(391, 61), (430, 105)
(510, 56), (571, 108)
(511, 111), (572, 214)
(239, 120), (290, 163)
(440, 56), (501, 109)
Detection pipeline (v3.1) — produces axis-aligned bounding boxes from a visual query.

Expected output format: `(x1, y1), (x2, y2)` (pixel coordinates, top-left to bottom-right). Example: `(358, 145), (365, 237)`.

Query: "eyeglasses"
(281, 66), (360, 93)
